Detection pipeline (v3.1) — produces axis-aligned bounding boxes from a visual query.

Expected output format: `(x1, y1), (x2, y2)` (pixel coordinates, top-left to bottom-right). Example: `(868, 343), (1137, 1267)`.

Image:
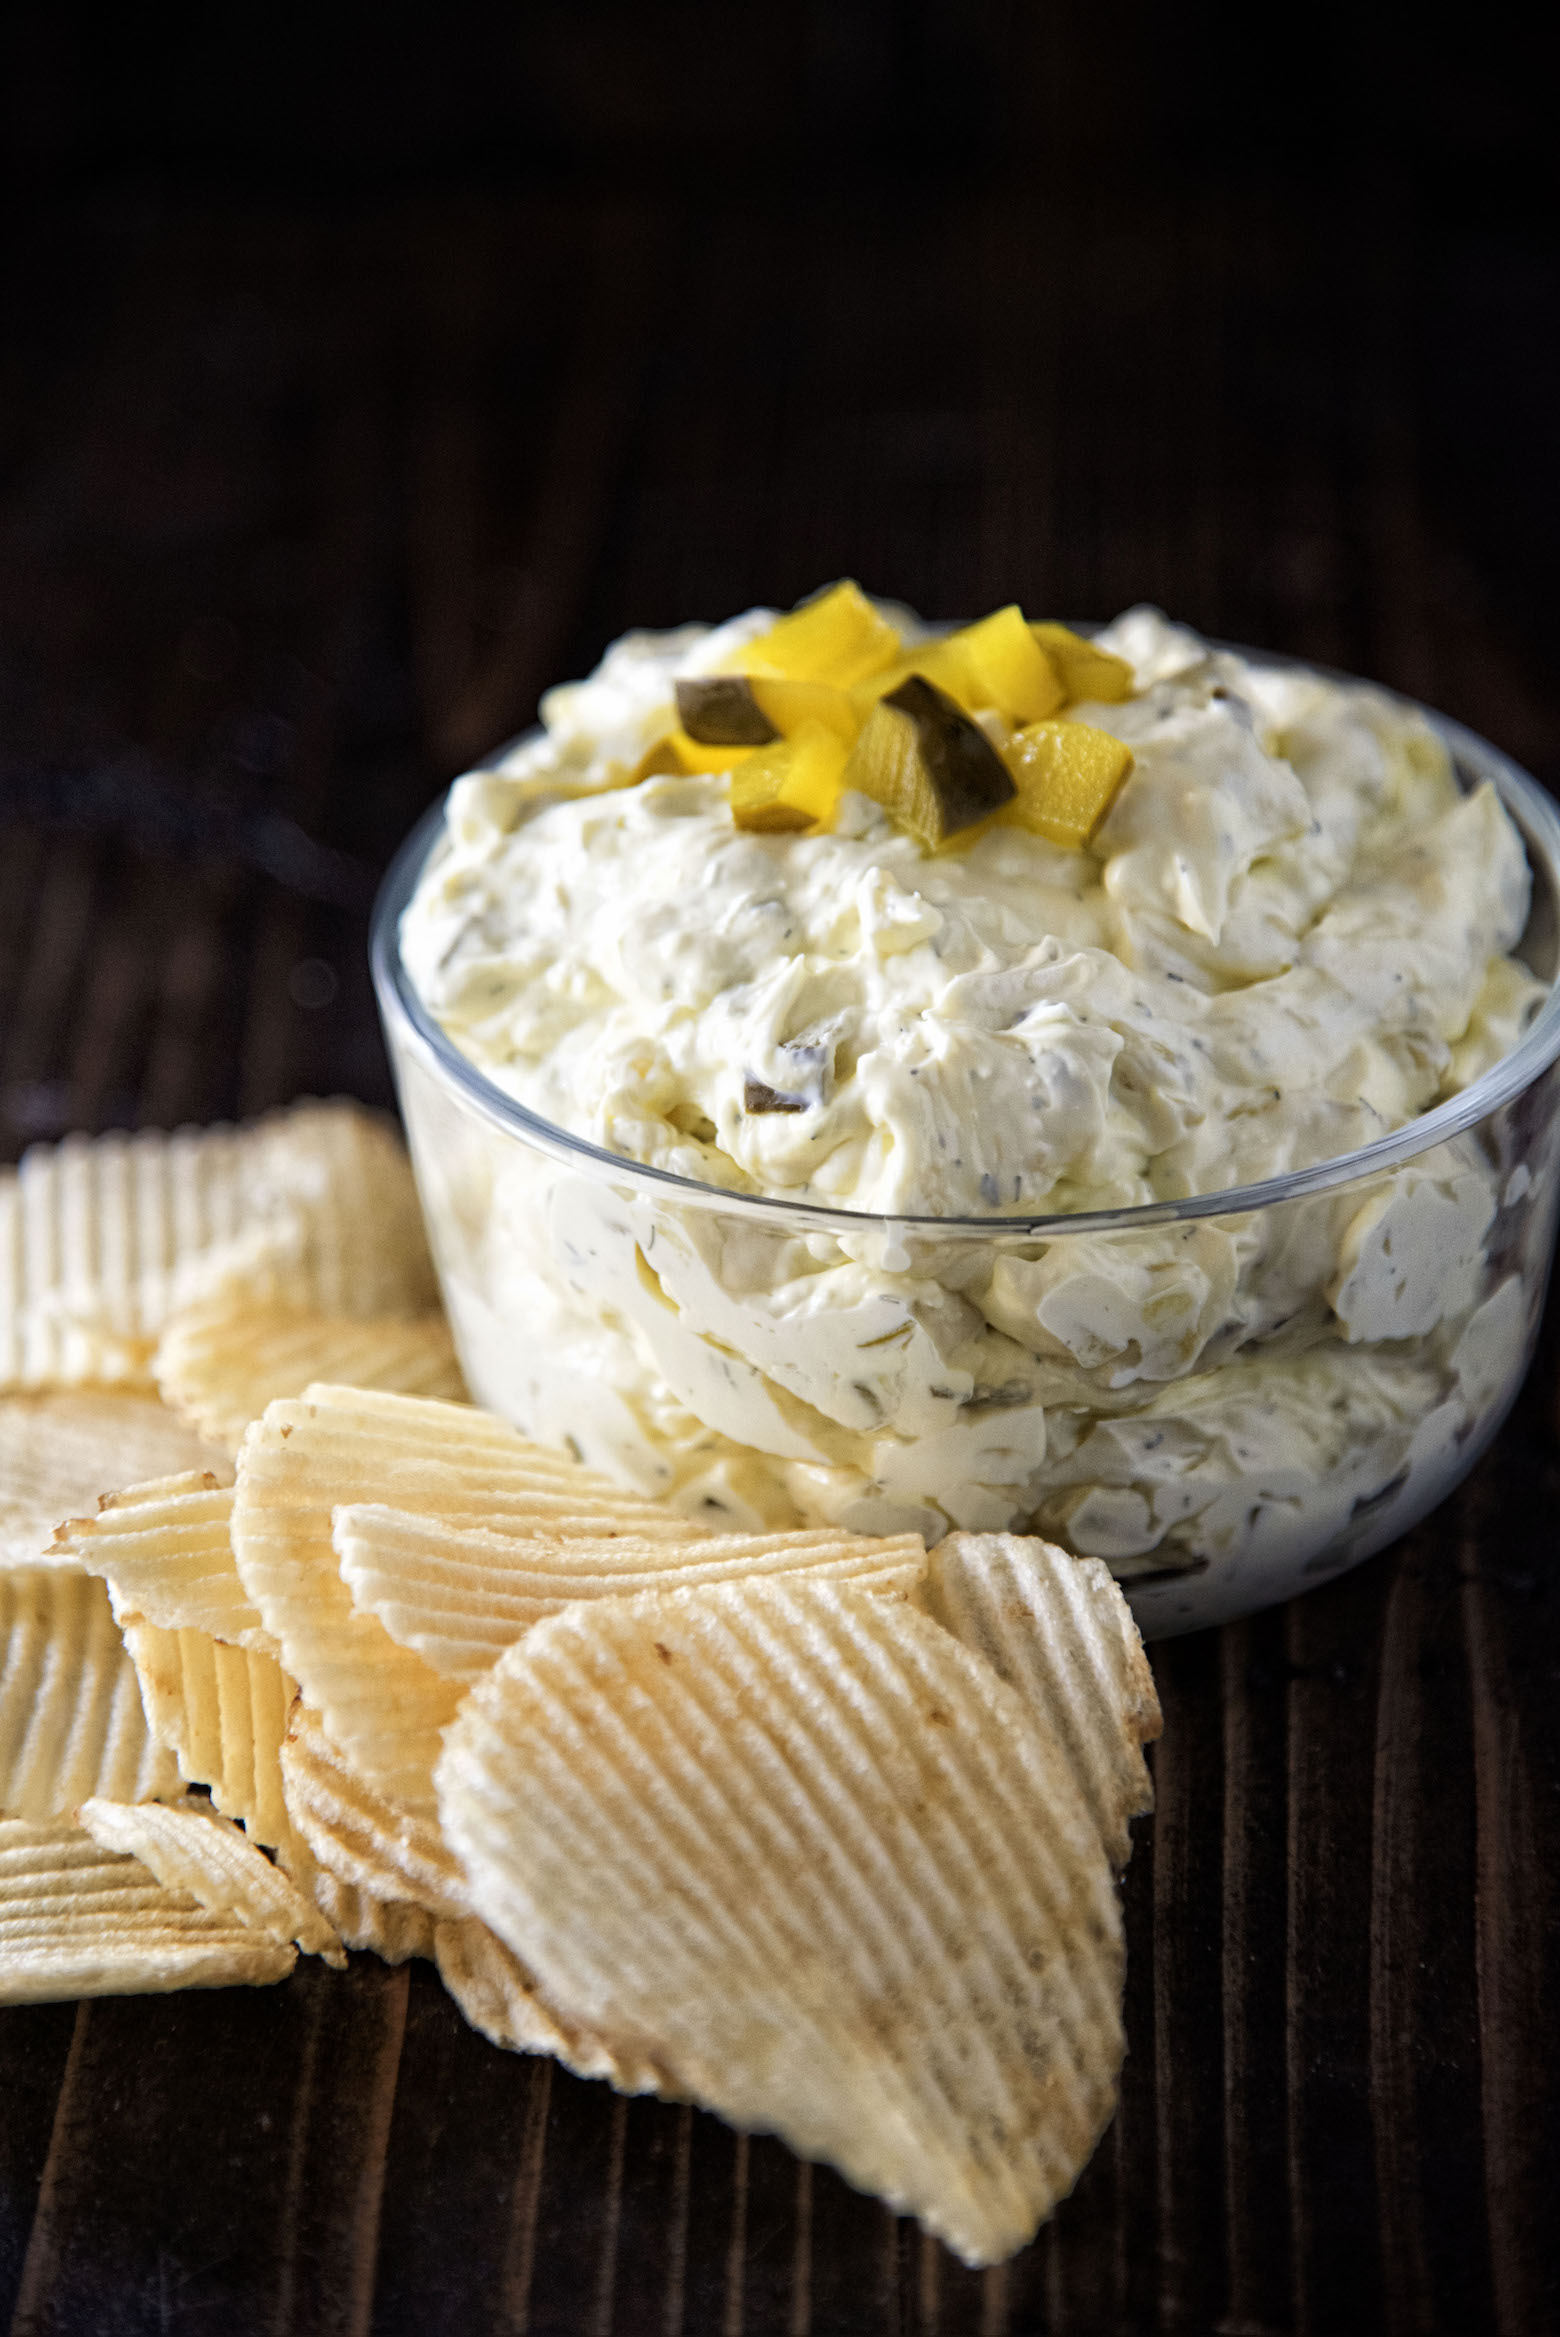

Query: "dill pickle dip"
(396, 592), (1549, 1612)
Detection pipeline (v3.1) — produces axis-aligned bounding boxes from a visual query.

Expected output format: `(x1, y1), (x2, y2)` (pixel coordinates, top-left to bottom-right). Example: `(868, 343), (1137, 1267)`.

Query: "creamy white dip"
(396, 606), (1553, 1626)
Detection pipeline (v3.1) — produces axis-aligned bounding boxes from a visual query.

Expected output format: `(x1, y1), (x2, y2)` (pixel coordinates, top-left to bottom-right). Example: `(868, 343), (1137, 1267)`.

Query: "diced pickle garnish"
(848, 609), (1062, 731)
(844, 676), (1017, 849)
(748, 678), (859, 740)
(1029, 623), (1135, 704)
(630, 735), (688, 783)
(847, 652), (932, 722)
(676, 677), (780, 746)
(685, 673), (857, 744)
(729, 721), (851, 833)
(728, 580), (901, 690)
(1001, 719), (1134, 847)
(935, 606), (1065, 724)
(623, 600), (1136, 805)
(850, 641), (979, 720)
(631, 729), (759, 783)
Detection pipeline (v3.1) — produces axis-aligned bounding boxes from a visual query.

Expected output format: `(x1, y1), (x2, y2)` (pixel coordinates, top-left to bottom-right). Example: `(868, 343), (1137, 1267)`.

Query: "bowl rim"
(371, 644), (1560, 1237)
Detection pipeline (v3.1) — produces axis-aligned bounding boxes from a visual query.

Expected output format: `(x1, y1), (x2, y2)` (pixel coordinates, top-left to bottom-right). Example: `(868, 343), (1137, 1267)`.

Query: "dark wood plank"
(267, 1957), (409, 2337)
(0, 842), (104, 1149)
(609, 2098), (698, 2337)
(523, 2069), (654, 2337)
(371, 1962), (552, 2337)
(1147, 1633), (1226, 2335)
(8, 1959), (405, 2337)
(1284, 1564), (1388, 2337)
(0, 2004), (80, 2329)
(1462, 1428), (1560, 2337)
(1369, 1509), (1491, 2337)
(1220, 1613), (1292, 2337)
(1111, 1830), (1161, 2337)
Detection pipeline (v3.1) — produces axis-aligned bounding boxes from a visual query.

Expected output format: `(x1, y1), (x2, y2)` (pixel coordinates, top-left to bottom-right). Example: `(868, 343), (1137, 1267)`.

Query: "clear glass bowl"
(371, 678), (1560, 1636)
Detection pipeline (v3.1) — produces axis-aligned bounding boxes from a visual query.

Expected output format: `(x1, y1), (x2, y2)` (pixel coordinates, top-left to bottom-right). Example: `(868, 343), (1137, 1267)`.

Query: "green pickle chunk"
(844, 674), (1017, 849)
(675, 677), (780, 747)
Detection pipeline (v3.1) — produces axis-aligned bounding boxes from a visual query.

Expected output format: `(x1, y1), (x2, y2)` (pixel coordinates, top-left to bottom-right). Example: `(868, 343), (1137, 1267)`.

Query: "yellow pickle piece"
(844, 677), (1016, 849)
(730, 721), (851, 833)
(726, 580), (901, 690)
(847, 649), (936, 721)
(677, 674), (858, 746)
(1001, 720), (1134, 847)
(1029, 623), (1135, 704)
(748, 677), (859, 741)
(628, 735), (684, 783)
(847, 609), (1060, 731)
(935, 606), (1065, 724)
(848, 638), (987, 721)
(630, 729), (758, 783)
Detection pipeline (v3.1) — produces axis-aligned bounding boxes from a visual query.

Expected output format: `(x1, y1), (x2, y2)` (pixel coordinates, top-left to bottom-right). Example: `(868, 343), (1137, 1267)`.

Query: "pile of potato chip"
(0, 1101), (1161, 2267)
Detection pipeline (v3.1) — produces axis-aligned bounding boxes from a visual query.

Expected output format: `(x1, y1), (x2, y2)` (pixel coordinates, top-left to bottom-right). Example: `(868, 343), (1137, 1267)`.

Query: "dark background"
(2, 7), (1559, 2333)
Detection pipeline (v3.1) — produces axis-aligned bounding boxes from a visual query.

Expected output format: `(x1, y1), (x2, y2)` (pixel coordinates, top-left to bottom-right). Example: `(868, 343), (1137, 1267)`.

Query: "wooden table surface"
(2, 180), (1559, 2337)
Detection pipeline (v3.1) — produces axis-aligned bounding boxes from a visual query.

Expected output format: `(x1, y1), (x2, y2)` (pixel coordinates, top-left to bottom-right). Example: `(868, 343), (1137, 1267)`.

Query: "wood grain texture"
(2, 174), (1559, 2336)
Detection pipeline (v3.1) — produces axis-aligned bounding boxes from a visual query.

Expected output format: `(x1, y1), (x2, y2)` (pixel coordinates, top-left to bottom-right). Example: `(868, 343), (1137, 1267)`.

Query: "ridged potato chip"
(78, 1795), (343, 1963)
(51, 1472), (270, 1648)
(247, 1384), (686, 1523)
(0, 1393), (224, 1568)
(155, 1298), (466, 1455)
(311, 1871), (435, 1963)
(233, 1386), (687, 1809)
(230, 1102), (439, 1319)
(432, 1914), (664, 2090)
(122, 1622), (297, 1853)
(336, 1504), (927, 1683)
(279, 1702), (467, 1919)
(0, 1815), (295, 2001)
(0, 1101), (436, 1392)
(920, 1533), (1161, 1869)
(1, 1570), (181, 1819)
(438, 1581), (1128, 2267)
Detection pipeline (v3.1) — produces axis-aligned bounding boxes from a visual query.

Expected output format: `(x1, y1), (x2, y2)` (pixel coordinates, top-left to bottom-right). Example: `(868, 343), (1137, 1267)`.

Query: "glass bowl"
(371, 674), (1560, 1637)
